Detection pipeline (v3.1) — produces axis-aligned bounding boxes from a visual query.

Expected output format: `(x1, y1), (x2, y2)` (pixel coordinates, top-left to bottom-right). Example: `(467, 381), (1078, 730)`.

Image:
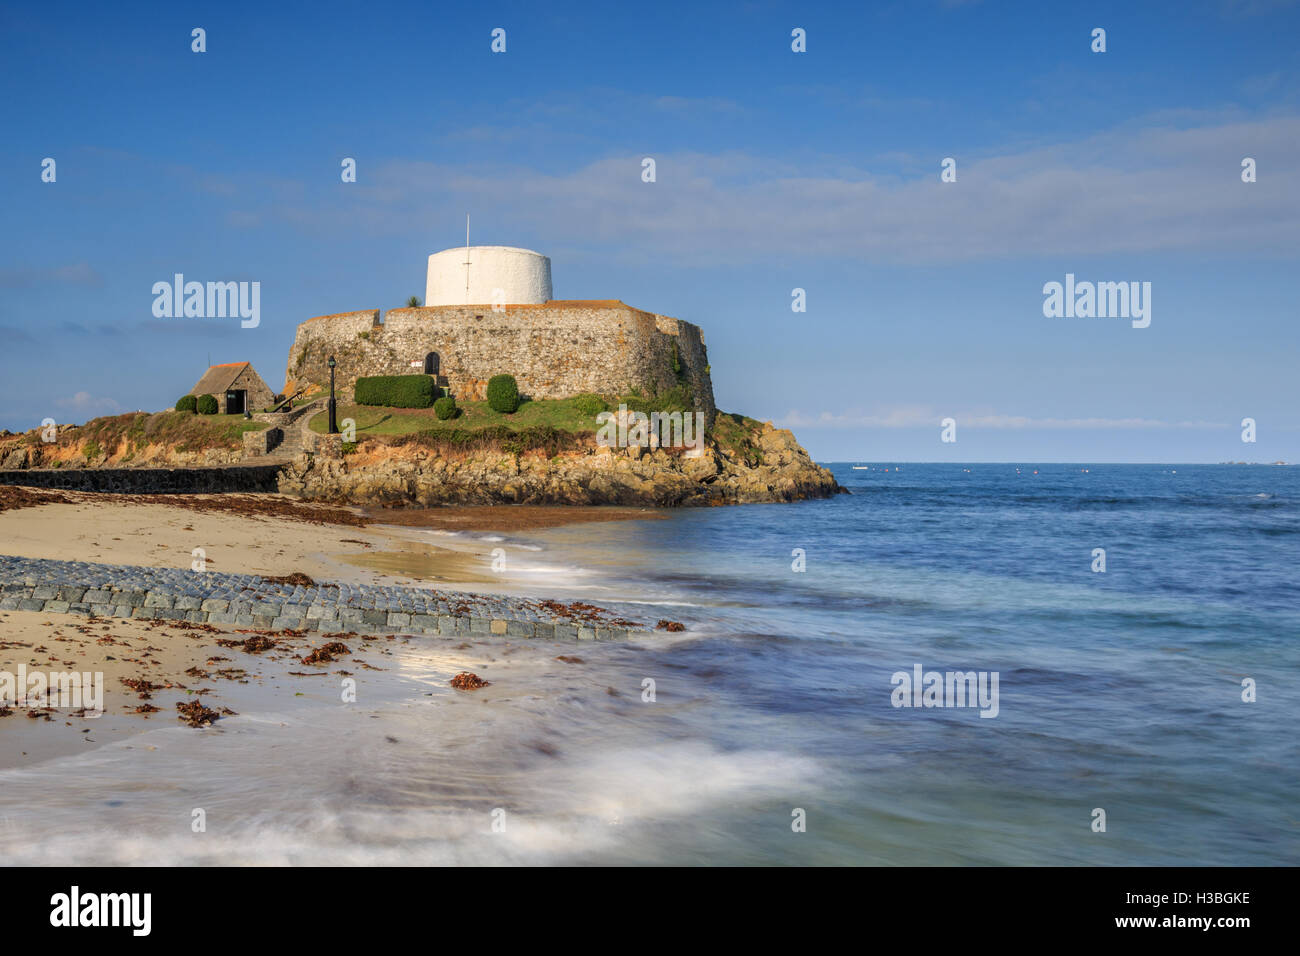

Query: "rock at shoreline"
(0, 411), (843, 508)
(277, 421), (841, 508)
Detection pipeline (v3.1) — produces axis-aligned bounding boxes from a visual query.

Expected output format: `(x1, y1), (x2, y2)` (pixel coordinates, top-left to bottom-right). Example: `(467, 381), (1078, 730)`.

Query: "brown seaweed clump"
(120, 677), (159, 699)
(216, 635), (277, 654)
(262, 572), (316, 586)
(301, 642), (351, 665)
(449, 672), (490, 690)
(176, 700), (222, 727)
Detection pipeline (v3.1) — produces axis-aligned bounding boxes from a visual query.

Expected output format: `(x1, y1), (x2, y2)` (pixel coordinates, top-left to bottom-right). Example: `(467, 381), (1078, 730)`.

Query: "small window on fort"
(424, 352), (440, 375)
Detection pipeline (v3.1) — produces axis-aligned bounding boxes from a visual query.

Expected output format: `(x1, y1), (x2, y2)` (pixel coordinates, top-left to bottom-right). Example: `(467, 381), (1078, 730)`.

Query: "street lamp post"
(327, 355), (338, 435)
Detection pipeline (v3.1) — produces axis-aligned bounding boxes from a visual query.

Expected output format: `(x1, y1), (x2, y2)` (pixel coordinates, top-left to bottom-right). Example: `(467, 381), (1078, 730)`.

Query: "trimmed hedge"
(354, 374), (436, 409)
(196, 394), (219, 415)
(434, 395), (458, 420)
(487, 374), (520, 414)
(175, 395), (198, 413)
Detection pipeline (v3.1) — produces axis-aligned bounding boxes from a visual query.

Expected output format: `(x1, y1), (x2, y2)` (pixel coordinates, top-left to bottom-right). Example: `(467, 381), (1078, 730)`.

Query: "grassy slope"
(3, 411), (269, 464)
(0, 402), (769, 465)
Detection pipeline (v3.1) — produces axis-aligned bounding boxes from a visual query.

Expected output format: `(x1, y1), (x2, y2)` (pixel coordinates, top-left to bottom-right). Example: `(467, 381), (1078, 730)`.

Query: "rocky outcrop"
(0, 430), (244, 471)
(277, 423), (841, 507)
(0, 416), (843, 507)
(1, 445), (30, 470)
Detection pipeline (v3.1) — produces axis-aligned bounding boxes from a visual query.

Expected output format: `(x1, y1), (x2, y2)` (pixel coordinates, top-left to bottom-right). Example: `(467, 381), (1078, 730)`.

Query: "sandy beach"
(0, 487), (722, 866)
(0, 486), (669, 770)
(0, 487), (661, 584)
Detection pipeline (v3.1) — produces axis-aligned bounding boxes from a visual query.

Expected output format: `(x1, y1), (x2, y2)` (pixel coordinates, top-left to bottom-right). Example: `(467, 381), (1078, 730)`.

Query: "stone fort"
(284, 245), (716, 421)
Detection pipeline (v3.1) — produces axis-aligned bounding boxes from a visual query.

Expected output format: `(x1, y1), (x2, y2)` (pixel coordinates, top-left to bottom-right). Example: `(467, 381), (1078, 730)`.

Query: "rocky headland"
(0, 414), (841, 507)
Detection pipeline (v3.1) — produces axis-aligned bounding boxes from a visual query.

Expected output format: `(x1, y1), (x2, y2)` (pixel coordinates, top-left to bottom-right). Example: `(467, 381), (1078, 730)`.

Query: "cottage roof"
(190, 362), (251, 396)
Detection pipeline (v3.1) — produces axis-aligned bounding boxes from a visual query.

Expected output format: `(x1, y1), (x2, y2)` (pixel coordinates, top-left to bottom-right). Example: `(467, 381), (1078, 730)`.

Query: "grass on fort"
(307, 395), (609, 437)
(0, 398), (768, 463)
(306, 393), (767, 460)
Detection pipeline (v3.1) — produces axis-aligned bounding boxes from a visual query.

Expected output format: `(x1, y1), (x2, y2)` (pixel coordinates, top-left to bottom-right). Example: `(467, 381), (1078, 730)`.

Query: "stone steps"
(257, 401), (321, 458)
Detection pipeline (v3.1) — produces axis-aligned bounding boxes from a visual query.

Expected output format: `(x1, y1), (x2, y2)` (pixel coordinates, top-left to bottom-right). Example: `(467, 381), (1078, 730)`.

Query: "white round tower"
(425, 245), (552, 306)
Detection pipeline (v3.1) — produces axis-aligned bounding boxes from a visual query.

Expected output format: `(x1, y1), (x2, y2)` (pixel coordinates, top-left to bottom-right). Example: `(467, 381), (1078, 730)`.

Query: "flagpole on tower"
(464, 214), (471, 305)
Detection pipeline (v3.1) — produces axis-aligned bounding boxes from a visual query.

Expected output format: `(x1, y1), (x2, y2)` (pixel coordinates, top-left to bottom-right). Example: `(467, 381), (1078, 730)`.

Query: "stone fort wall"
(283, 301), (716, 421)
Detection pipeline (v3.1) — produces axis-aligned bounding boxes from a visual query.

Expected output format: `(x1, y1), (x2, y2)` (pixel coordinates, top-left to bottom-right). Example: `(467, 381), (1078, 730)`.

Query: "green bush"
(621, 384), (695, 416)
(434, 395), (458, 420)
(354, 374), (435, 408)
(175, 394), (198, 413)
(573, 393), (606, 417)
(486, 374), (520, 414)
(196, 394), (219, 415)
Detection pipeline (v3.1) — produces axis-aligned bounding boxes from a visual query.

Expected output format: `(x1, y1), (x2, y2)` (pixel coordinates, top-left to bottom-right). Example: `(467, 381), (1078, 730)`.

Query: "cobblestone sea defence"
(0, 555), (655, 641)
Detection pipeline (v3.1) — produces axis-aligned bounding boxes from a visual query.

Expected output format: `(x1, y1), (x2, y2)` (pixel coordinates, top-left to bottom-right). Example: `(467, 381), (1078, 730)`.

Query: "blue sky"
(1, 0), (1297, 462)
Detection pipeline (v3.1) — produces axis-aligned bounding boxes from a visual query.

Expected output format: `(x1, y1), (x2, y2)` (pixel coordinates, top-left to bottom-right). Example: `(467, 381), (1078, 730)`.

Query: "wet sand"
(0, 489), (480, 584)
(0, 606), (497, 771)
(365, 504), (666, 533)
(0, 487), (665, 593)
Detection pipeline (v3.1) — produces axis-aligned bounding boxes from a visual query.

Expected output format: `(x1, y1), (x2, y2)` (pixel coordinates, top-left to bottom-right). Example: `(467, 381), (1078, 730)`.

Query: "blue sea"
(501, 462), (1300, 865)
(3, 463), (1296, 865)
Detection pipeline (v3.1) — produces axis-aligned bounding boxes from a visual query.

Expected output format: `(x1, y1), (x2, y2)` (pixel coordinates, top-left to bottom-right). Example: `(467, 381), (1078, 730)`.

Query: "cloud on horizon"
(0, 263), (105, 289)
(55, 391), (122, 414)
(781, 407), (1237, 430)
(242, 111), (1300, 266)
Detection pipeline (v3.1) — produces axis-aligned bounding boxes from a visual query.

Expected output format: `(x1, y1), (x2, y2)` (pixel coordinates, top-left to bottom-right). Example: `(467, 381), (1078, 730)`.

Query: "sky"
(1, 0), (1297, 462)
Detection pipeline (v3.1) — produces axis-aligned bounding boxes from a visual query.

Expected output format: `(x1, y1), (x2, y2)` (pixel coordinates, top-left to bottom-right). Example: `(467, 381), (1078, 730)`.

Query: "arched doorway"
(423, 352), (440, 375)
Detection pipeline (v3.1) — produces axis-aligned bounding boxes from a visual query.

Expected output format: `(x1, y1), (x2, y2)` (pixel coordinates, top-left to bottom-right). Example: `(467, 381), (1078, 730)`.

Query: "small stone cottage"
(188, 362), (276, 414)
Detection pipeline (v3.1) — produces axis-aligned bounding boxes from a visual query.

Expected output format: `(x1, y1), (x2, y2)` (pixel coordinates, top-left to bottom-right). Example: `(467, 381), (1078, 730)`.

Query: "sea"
(2, 463), (1296, 865)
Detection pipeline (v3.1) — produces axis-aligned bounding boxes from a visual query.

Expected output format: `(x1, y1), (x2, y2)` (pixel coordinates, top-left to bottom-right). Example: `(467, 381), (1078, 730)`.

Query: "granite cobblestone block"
(0, 554), (653, 642)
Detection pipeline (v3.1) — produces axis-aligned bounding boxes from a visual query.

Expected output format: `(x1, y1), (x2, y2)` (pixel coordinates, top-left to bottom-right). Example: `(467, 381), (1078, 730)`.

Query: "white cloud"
(271, 112), (1300, 265)
(55, 392), (121, 413)
(780, 407), (1234, 430)
(0, 263), (104, 288)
